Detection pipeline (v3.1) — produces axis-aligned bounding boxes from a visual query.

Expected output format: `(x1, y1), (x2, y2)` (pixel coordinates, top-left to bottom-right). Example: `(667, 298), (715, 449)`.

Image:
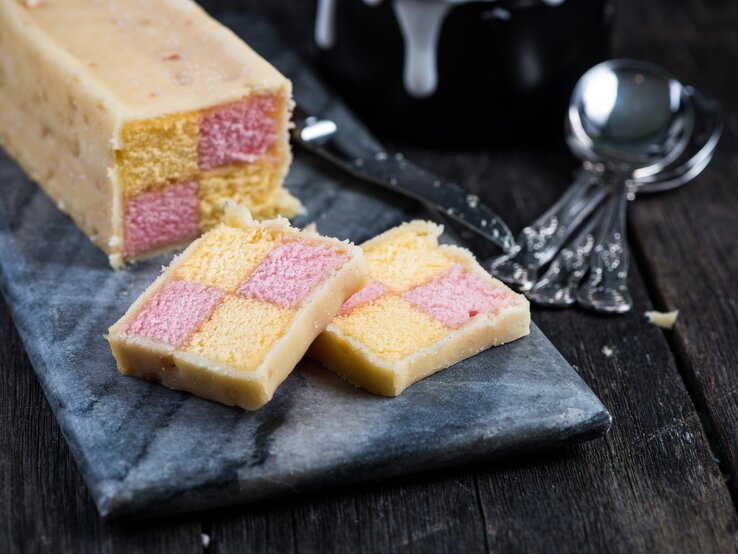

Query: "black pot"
(314, 0), (614, 146)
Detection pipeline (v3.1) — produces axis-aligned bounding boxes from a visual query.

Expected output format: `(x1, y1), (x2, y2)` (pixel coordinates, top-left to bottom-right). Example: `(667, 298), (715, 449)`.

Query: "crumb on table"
(645, 310), (679, 330)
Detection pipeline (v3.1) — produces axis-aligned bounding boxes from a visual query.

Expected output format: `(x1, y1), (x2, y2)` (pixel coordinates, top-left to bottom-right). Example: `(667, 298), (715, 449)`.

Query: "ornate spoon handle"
(576, 178), (634, 313)
(526, 206), (607, 307)
(490, 170), (606, 290)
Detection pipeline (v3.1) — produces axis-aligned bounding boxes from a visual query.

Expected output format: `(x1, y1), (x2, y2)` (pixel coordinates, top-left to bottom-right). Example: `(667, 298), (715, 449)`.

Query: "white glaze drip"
(315, 0), (567, 97)
(392, 0), (452, 97)
(315, 0), (338, 48)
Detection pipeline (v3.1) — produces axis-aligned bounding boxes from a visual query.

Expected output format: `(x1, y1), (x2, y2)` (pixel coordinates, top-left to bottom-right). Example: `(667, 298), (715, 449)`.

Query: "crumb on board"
(645, 310), (679, 330)
(601, 345), (614, 357)
(201, 533), (210, 548)
(25, 0), (42, 7)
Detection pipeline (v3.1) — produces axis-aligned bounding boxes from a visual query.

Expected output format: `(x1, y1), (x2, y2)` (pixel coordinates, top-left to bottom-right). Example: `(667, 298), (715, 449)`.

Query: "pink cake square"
(125, 280), (224, 346)
(238, 241), (348, 309)
(124, 181), (199, 257)
(403, 265), (511, 328)
(337, 280), (389, 316)
(198, 95), (279, 170)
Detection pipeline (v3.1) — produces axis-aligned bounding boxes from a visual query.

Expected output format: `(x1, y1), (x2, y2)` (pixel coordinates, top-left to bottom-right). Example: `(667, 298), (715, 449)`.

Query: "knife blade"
(291, 105), (516, 252)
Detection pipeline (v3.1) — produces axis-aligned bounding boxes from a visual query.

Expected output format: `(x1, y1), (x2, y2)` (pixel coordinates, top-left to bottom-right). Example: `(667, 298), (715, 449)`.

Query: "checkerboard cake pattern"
(108, 206), (368, 410)
(309, 221), (530, 396)
(119, 93), (301, 262)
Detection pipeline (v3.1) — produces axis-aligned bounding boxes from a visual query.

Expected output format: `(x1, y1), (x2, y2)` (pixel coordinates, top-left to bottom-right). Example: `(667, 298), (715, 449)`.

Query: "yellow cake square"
(363, 227), (455, 291)
(117, 112), (200, 197)
(173, 225), (279, 293)
(197, 157), (289, 230)
(331, 295), (450, 362)
(185, 296), (292, 370)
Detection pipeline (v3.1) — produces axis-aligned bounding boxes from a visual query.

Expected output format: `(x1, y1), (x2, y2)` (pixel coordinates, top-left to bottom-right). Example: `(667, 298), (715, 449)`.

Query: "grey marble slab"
(0, 16), (610, 518)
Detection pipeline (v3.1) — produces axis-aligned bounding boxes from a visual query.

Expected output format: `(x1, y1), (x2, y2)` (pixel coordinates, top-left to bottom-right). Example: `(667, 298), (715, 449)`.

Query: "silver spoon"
(490, 59), (694, 292)
(529, 85), (722, 308)
(571, 60), (693, 313)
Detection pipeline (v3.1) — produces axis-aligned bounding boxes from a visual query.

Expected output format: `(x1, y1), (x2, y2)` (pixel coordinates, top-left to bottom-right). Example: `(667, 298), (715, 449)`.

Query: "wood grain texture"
(1, 0), (738, 552)
(612, 0), (738, 502)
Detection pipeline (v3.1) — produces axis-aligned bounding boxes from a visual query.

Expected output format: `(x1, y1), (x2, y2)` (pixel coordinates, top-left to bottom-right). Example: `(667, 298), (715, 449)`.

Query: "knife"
(291, 105), (516, 252)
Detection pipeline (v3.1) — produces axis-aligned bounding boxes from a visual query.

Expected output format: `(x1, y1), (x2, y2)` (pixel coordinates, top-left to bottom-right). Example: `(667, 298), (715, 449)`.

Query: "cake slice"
(107, 206), (368, 410)
(309, 221), (530, 396)
(0, 0), (301, 268)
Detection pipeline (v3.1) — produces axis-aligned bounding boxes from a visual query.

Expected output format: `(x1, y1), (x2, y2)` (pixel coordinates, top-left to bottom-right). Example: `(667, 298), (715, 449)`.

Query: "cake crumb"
(645, 310), (679, 330)
(201, 533), (211, 548)
(302, 222), (318, 233)
(25, 0), (42, 7)
(108, 253), (124, 270)
(601, 345), (614, 357)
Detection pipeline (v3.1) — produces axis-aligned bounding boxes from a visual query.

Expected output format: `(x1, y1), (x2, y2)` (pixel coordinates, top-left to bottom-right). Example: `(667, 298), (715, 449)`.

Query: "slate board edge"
(98, 403), (612, 518)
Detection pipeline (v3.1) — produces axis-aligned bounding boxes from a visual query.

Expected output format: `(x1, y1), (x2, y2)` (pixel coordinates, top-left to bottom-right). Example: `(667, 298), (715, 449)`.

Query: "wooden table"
(2, 1), (737, 552)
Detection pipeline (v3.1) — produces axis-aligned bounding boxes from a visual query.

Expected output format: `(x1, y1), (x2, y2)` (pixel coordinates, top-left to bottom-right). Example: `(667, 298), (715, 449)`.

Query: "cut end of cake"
(198, 96), (280, 169)
(123, 181), (200, 258)
(115, 91), (301, 264)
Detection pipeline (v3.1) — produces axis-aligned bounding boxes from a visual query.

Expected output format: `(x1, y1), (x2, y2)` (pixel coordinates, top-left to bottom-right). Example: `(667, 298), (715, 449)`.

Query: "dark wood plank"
(203, 468), (491, 553)
(611, 0), (738, 502)
(481, 289), (735, 552)
(0, 295), (204, 554)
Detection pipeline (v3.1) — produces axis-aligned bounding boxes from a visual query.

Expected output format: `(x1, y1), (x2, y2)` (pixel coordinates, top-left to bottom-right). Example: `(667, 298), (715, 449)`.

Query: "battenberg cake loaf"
(309, 221), (530, 396)
(107, 205), (369, 410)
(0, 0), (301, 268)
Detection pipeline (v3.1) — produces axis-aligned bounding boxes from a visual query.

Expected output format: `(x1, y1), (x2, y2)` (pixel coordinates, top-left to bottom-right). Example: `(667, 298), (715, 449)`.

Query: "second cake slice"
(309, 221), (530, 396)
(108, 206), (368, 410)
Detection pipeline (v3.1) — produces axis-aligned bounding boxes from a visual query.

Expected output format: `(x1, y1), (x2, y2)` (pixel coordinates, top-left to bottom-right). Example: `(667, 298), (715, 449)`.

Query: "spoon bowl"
(567, 59), (694, 174)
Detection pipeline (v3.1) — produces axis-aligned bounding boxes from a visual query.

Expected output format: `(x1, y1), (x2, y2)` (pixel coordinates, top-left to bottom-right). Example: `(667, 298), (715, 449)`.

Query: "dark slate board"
(0, 16), (610, 518)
